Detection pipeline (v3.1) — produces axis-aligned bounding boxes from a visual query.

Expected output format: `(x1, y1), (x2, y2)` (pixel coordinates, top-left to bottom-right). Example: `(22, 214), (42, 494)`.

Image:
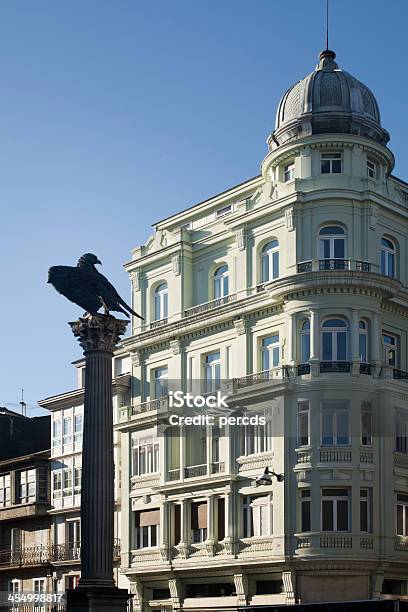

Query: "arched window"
(359, 320), (368, 363)
(318, 226), (346, 269)
(381, 236), (397, 278)
(321, 318), (348, 362)
(300, 320), (311, 364)
(261, 240), (279, 282)
(154, 283), (168, 321)
(214, 265), (229, 299)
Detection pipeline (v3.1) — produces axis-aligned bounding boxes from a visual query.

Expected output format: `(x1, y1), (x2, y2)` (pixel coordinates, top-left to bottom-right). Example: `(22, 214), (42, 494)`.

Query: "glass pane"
(272, 251), (279, 279)
(337, 412), (349, 445)
(360, 500), (368, 532)
(381, 250), (386, 274)
(388, 253), (395, 278)
(337, 500), (349, 531)
(322, 412), (333, 445)
(322, 500), (333, 530)
(214, 278), (221, 299)
(272, 346), (280, 367)
(322, 319), (346, 328)
(323, 239), (330, 259)
(322, 332), (333, 360)
(321, 159), (331, 174)
(223, 275), (229, 296)
(301, 500), (311, 532)
(332, 159), (342, 173)
(333, 239), (345, 259)
(154, 296), (161, 320)
(163, 292), (168, 318)
(336, 332), (347, 360)
(262, 254), (270, 282)
(359, 334), (367, 362)
(319, 226), (345, 235)
(262, 350), (270, 371)
(301, 334), (310, 363)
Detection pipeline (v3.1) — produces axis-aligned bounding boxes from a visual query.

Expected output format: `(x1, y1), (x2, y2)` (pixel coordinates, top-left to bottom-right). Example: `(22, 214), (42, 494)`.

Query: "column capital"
(69, 314), (128, 353)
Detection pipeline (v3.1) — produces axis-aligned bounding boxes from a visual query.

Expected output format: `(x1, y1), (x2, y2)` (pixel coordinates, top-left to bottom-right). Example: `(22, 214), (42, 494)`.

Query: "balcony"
(320, 361), (351, 373)
(131, 396), (168, 416)
(295, 533), (374, 555)
(233, 366), (288, 390)
(150, 318), (168, 330)
(50, 539), (121, 564)
(394, 369), (408, 381)
(297, 259), (370, 273)
(0, 545), (51, 568)
(319, 448), (352, 463)
(184, 294), (237, 317)
(184, 464), (207, 478)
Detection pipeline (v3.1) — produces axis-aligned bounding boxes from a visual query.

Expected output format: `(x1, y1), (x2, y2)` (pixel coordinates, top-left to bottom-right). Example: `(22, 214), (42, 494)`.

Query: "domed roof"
(271, 50), (389, 148)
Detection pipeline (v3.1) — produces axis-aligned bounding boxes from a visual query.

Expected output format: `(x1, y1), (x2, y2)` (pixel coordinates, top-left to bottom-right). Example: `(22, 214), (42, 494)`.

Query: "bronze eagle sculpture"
(48, 253), (143, 319)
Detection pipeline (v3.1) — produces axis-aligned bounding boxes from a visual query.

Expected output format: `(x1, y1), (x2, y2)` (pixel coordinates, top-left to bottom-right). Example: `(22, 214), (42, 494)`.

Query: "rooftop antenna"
(20, 388), (26, 417)
(326, 0), (329, 50)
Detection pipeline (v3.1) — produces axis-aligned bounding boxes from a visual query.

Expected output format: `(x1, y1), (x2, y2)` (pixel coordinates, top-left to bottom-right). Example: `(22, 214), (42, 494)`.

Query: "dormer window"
(216, 205), (232, 218)
(367, 160), (376, 179)
(284, 162), (295, 182)
(321, 152), (342, 174)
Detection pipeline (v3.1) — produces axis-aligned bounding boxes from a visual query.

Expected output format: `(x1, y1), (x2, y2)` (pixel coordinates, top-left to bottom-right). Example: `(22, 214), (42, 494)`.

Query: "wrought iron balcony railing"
(394, 369), (408, 381)
(319, 258), (350, 271)
(360, 362), (372, 375)
(50, 539), (121, 563)
(0, 545), (50, 567)
(184, 464), (207, 478)
(184, 294), (236, 317)
(297, 260), (370, 273)
(320, 361), (351, 373)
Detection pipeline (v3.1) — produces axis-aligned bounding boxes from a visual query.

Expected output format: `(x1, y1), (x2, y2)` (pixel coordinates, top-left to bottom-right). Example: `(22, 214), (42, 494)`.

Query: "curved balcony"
(298, 259), (370, 273)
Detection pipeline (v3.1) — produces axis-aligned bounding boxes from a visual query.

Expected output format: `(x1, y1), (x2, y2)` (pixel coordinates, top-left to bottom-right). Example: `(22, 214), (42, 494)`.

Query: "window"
(53, 471), (62, 500)
(214, 265), (229, 299)
(8, 579), (21, 596)
(367, 160), (376, 178)
(204, 352), (221, 393)
(17, 469), (36, 504)
(395, 410), (408, 454)
(243, 419), (273, 456)
(261, 334), (280, 370)
(359, 320), (368, 362)
(300, 320), (310, 363)
(154, 283), (168, 321)
(361, 402), (372, 447)
(321, 318), (348, 361)
(191, 502), (207, 543)
(284, 162), (295, 182)
(74, 414), (83, 443)
(74, 466), (81, 494)
(63, 467), (72, 497)
(132, 433), (159, 476)
(243, 495), (272, 538)
(52, 420), (61, 448)
(321, 401), (350, 446)
(216, 204), (232, 218)
(135, 509), (160, 548)
(360, 489), (372, 533)
(297, 401), (310, 447)
(381, 237), (396, 278)
(318, 226), (346, 260)
(67, 519), (81, 548)
(300, 489), (311, 532)
(33, 578), (46, 595)
(153, 367), (168, 398)
(261, 240), (279, 282)
(0, 474), (11, 507)
(321, 152), (342, 174)
(397, 494), (408, 536)
(321, 488), (350, 531)
(63, 417), (72, 446)
(383, 332), (398, 367)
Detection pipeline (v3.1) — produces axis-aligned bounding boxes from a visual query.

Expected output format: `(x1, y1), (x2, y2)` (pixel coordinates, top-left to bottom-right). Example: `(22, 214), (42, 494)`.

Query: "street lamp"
(256, 466), (284, 485)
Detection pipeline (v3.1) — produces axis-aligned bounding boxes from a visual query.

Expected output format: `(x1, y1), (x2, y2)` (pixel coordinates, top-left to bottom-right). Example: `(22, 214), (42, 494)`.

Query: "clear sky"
(0, 0), (406, 416)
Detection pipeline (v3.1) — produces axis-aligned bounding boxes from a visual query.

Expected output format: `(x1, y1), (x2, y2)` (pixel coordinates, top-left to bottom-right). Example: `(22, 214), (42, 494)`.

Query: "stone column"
(351, 308), (360, 376)
(67, 314), (130, 612)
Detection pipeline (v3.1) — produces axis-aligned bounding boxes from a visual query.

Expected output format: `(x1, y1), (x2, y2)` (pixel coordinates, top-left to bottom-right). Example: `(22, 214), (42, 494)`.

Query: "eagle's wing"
(95, 271), (143, 320)
(48, 266), (102, 314)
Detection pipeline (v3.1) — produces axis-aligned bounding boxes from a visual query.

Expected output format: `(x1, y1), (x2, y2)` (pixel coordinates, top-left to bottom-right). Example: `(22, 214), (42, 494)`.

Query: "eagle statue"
(48, 253), (143, 320)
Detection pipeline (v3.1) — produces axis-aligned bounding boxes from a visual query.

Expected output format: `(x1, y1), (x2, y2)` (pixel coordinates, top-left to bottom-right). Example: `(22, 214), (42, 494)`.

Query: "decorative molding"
(172, 253), (182, 275)
(170, 338), (182, 355)
(235, 227), (248, 251)
(234, 318), (247, 336)
(69, 314), (128, 353)
(285, 207), (294, 231)
(233, 573), (248, 606)
(369, 204), (378, 230)
(282, 570), (296, 605)
(130, 350), (142, 367)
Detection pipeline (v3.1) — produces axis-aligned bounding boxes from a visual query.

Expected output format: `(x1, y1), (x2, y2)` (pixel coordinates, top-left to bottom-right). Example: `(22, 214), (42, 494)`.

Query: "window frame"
(131, 432), (160, 477)
(261, 334), (280, 370)
(321, 317), (349, 362)
(284, 161), (295, 182)
(318, 225), (346, 260)
(300, 488), (311, 532)
(297, 400), (310, 447)
(0, 473), (11, 507)
(380, 236), (397, 278)
(383, 331), (398, 367)
(261, 240), (279, 283)
(321, 487), (350, 532)
(242, 495), (273, 538)
(361, 402), (372, 447)
(300, 320), (311, 364)
(321, 401), (350, 447)
(204, 351), (221, 393)
(396, 493), (408, 536)
(360, 488), (372, 533)
(153, 366), (168, 399)
(367, 159), (376, 179)
(213, 265), (229, 300)
(154, 282), (169, 321)
(320, 152), (342, 174)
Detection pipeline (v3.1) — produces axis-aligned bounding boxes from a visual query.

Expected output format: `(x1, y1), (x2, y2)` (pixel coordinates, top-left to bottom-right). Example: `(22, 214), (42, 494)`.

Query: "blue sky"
(0, 0), (406, 416)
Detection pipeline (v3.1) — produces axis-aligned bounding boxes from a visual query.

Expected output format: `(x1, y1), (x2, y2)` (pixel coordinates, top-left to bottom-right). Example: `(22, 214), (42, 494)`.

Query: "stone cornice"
(38, 374), (131, 410)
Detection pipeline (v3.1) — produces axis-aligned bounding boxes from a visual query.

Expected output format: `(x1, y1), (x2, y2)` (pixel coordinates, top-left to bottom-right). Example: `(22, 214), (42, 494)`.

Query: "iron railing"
(320, 361), (351, 373)
(184, 464), (207, 478)
(360, 362), (372, 375)
(184, 294), (237, 317)
(319, 258), (350, 271)
(297, 363), (311, 375)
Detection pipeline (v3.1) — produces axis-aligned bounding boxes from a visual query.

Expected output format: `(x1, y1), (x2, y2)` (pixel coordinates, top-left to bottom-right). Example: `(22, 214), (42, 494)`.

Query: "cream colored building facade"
(116, 49), (408, 610)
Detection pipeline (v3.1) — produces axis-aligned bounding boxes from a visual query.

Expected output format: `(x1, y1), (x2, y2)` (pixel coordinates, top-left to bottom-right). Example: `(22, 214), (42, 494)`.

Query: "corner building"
(118, 49), (408, 609)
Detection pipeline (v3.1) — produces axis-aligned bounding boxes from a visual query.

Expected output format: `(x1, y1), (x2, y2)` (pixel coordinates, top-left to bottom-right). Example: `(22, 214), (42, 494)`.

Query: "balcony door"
(321, 318), (348, 362)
